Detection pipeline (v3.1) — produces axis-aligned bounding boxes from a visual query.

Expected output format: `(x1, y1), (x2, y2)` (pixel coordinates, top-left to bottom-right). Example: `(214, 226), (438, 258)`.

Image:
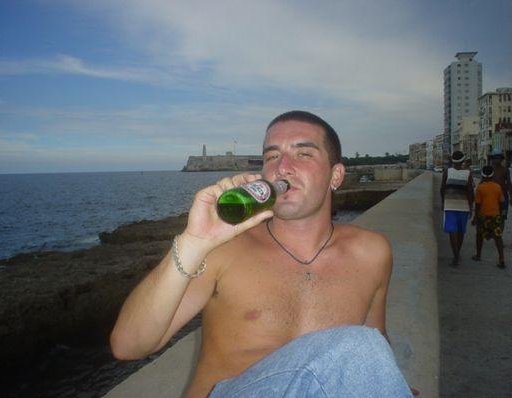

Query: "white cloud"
(32, 0), (448, 109)
(0, 54), (198, 89)
(92, 0), (446, 105)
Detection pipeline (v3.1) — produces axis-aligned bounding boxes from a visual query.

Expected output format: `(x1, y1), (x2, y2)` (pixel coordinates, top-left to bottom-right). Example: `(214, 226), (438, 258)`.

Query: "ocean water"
(0, 170), (240, 260)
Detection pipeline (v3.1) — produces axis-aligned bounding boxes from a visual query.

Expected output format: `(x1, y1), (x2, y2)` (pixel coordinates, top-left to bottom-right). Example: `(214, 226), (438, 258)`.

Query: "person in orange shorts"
(471, 165), (505, 268)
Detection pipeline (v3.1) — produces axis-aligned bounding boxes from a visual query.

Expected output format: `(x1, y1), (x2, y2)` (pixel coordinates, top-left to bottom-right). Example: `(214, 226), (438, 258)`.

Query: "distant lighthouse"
(202, 144), (207, 159)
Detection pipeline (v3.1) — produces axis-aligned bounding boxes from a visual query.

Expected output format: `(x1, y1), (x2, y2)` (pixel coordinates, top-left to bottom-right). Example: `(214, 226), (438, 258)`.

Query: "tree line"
(342, 153), (409, 166)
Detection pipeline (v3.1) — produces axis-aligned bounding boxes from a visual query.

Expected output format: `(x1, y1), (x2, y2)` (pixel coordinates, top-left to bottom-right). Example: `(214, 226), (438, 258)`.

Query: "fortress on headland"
(182, 145), (263, 172)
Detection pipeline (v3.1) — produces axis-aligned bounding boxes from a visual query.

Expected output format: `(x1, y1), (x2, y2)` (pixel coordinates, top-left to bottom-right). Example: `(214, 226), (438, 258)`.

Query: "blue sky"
(0, 0), (511, 173)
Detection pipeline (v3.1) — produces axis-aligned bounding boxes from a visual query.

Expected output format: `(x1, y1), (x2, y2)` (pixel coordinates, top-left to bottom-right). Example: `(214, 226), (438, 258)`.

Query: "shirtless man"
(110, 111), (411, 397)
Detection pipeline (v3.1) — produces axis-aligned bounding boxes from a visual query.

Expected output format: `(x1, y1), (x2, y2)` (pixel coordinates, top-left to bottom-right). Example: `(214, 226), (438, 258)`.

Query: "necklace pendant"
(304, 271), (313, 281)
(266, 220), (335, 266)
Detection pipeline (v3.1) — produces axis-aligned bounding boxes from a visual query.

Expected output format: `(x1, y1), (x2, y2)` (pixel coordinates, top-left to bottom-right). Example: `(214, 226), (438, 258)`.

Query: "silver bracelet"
(171, 235), (207, 278)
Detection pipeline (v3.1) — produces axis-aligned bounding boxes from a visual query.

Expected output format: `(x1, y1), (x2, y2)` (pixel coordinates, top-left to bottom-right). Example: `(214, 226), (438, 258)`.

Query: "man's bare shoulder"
(335, 223), (390, 247)
(334, 224), (392, 269)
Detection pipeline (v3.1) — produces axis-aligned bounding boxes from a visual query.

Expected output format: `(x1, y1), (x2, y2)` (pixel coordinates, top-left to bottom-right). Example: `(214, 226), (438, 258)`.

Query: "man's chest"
(206, 256), (377, 333)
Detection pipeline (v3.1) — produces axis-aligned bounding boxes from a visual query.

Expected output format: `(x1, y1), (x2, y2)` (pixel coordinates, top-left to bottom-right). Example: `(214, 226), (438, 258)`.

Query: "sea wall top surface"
(352, 171), (439, 396)
(105, 171), (439, 398)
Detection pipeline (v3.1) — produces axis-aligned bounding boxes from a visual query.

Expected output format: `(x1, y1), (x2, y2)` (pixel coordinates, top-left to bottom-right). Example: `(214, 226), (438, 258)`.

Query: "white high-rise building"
(443, 52), (482, 153)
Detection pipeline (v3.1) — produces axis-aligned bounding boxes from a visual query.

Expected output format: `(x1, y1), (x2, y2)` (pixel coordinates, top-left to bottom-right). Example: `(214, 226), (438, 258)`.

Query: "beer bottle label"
(241, 181), (271, 203)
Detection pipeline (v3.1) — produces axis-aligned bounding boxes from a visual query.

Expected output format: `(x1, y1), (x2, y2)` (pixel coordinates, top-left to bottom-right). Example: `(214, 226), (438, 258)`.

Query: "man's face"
(261, 120), (344, 220)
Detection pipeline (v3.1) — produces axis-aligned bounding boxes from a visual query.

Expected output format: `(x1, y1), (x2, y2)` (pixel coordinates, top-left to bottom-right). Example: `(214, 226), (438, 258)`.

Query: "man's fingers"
(216, 173), (262, 192)
(234, 210), (274, 234)
(216, 177), (236, 192)
(244, 173), (262, 182)
(194, 185), (222, 206)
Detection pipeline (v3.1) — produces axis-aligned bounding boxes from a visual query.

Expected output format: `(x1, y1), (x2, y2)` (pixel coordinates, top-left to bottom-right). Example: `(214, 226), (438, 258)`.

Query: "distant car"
(359, 175), (369, 183)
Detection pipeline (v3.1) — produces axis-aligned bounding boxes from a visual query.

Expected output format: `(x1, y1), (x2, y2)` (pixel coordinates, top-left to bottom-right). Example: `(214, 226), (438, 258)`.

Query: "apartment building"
(433, 133), (444, 170)
(408, 142), (427, 169)
(478, 87), (512, 164)
(443, 52), (482, 153)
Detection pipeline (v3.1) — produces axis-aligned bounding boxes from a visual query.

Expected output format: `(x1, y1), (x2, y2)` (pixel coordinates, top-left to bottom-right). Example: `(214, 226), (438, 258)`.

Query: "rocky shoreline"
(0, 185), (399, 380)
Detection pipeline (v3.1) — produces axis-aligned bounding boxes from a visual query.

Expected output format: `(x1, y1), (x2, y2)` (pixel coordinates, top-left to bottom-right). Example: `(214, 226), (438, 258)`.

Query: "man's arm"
(506, 168), (512, 198)
(471, 184), (481, 224)
(440, 169), (447, 205)
(472, 203), (481, 224)
(110, 174), (274, 360)
(467, 172), (475, 216)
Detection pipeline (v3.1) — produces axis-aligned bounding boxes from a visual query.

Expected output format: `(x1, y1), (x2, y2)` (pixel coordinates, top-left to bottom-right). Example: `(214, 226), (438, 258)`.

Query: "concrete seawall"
(105, 172), (439, 397)
(352, 171), (439, 396)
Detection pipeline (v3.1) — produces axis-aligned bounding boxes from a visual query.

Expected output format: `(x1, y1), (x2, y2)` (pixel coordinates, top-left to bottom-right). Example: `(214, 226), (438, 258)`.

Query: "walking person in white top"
(440, 151), (475, 266)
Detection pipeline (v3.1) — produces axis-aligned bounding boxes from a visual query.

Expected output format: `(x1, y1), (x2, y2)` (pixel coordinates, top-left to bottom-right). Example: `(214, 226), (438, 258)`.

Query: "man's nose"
(277, 154), (294, 176)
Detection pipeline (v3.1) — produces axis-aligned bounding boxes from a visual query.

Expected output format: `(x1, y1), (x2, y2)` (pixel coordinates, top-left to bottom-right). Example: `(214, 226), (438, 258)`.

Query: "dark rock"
(99, 213), (188, 244)
(0, 214), (187, 373)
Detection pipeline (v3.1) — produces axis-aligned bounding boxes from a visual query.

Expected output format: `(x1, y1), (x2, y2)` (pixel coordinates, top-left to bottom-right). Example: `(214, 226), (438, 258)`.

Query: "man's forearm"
(110, 236), (208, 360)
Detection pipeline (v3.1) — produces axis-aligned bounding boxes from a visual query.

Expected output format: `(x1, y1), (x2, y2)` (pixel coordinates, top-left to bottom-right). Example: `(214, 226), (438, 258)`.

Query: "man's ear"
(330, 163), (345, 190)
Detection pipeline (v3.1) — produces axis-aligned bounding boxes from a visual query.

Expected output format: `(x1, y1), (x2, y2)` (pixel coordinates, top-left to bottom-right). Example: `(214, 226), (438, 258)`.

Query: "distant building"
(408, 142), (427, 169)
(461, 134), (479, 167)
(433, 134), (444, 169)
(450, 115), (478, 166)
(478, 87), (512, 164)
(492, 121), (512, 160)
(183, 146), (263, 171)
(443, 52), (482, 154)
(452, 116), (479, 150)
(426, 140), (434, 170)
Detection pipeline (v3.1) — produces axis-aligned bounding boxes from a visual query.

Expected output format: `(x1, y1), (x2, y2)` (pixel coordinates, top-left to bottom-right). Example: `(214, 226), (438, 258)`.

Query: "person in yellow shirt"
(471, 165), (505, 268)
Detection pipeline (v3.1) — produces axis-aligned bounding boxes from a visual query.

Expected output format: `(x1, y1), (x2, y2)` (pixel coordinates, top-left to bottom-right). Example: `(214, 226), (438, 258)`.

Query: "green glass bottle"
(217, 179), (289, 224)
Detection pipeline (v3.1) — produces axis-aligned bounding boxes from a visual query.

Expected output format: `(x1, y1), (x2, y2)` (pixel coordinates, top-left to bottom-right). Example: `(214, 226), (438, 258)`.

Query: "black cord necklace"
(266, 220), (335, 265)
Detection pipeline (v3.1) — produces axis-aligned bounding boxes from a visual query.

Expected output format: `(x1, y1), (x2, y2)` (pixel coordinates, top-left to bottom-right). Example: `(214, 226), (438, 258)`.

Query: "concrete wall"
(352, 171), (439, 396)
(104, 172), (439, 397)
(374, 167), (404, 181)
(373, 167), (424, 181)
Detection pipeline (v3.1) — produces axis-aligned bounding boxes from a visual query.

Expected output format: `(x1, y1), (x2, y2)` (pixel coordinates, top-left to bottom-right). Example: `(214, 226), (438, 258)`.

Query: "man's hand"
(183, 173), (274, 264)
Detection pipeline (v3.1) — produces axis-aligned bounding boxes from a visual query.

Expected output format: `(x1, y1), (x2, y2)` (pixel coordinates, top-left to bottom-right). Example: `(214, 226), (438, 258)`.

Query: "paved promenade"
(434, 173), (512, 398)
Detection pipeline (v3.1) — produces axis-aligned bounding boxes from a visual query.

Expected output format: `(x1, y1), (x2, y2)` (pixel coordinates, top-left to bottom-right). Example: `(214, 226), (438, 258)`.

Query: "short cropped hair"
(266, 110), (342, 166)
(451, 151), (465, 163)
(481, 165), (494, 178)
